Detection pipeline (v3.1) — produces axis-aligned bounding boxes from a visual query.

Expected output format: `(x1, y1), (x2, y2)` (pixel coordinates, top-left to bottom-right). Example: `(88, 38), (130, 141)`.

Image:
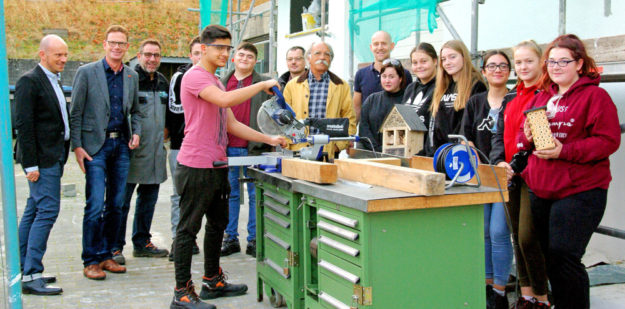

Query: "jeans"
(114, 183), (160, 251)
(82, 138), (130, 266)
(174, 164), (229, 288)
(169, 149), (180, 239)
(225, 147), (256, 242)
(19, 161), (63, 277)
(530, 188), (607, 309)
(484, 202), (513, 287)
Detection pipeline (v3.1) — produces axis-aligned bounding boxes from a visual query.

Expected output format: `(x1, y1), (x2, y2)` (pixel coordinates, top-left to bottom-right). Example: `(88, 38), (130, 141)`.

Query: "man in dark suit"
(70, 25), (142, 280)
(15, 34), (69, 295)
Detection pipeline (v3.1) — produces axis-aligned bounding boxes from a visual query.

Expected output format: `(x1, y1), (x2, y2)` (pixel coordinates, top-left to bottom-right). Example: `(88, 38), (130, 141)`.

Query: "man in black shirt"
(165, 36), (202, 260)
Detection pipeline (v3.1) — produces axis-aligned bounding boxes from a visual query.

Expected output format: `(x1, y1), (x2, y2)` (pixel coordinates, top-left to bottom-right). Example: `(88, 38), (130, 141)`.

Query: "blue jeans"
(82, 138), (130, 266)
(19, 161), (63, 277)
(484, 202), (513, 286)
(114, 183), (160, 250)
(225, 147), (256, 242)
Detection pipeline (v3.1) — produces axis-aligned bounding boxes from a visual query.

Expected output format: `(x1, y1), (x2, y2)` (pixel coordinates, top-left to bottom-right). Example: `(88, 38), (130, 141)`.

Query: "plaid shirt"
(307, 70), (330, 134)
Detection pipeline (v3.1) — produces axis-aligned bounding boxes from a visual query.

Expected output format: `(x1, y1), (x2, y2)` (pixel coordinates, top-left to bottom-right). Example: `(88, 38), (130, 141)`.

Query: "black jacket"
(425, 80), (487, 156)
(278, 71), (292, 89)
(165, 63), (192, 150)
(15, 65), (70, 169)
(489, 89), (518, 164)
(358, 89), (405, 152)
(402, 78), (435, 129)
(461, 91), (509, 163)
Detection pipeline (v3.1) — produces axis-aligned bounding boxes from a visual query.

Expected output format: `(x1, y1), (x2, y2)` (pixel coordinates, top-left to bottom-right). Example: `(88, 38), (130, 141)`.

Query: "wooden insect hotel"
(380, 105), (427, 157)
(524, 106), (555, 150)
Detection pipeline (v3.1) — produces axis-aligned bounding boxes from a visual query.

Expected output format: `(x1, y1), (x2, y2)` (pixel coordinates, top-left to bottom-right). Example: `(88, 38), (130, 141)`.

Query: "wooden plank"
(335, 158), (445, 196)
(409, 156), (508, 190)
(281, 158), (337, 184)
(360, 157), (402, 166)
(367, 190), (509, 212)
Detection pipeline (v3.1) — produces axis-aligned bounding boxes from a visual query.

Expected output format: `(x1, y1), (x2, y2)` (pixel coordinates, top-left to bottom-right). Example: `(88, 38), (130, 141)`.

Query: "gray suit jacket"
(70, 60), (142, 155)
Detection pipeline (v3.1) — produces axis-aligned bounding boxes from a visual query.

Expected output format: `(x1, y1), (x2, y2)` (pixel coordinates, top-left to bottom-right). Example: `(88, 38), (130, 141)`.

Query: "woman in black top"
(358, 59), (408, 152)
(403, 42), (437, 129)
(426, 40), (487, 156)
(461, 50), (512, 309)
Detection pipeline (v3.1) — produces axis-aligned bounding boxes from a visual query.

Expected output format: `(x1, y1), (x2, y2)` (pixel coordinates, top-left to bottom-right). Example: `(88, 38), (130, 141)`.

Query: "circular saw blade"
(257, 99), (284, 136)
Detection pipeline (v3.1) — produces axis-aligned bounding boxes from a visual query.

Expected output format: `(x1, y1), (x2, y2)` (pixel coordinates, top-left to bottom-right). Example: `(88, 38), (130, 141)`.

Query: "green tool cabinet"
(251, 168), (504, 309)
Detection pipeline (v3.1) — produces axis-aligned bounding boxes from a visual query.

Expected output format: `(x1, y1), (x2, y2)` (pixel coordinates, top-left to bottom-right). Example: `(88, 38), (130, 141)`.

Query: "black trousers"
(530, 188), (607, 309)
(173, 164), (230, 288)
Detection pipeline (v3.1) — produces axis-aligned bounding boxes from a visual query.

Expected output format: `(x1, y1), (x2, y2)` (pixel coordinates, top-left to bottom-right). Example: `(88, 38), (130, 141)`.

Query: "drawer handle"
(263, 191), (289, 205)
(318, 236), (360, 257)
(264, 199), (290, 216)
(317, 209), (358, 228)
(264, 232), (291, 250)
(318, 221), (359, 241)
(318, 291), (351, 309)
(264, 213), (290, 229)
(319, 259), (360, 284)
(265, 258), (290, 279)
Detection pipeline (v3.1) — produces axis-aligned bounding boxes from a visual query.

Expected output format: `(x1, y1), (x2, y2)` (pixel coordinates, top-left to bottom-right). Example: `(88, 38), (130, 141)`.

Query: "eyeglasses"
(545, 94), (563, 119)
(107, 41), (128, 48)
(142, 52), (161, 59)
(545, 59), (576, 68)
(287, 56), (304, 62)
(483, 63), (510, 72)
(204, 44), (233, 53)
(382, 58), (401, 66)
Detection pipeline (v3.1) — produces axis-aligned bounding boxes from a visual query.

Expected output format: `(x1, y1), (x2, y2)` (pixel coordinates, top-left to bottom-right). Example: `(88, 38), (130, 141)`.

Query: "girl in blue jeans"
(461, 50), (513, 308)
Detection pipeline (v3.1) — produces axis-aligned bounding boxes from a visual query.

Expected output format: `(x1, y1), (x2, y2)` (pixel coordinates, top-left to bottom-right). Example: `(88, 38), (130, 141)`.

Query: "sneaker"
(491, 291), (509, 309)
(133, 241), (169, 258)
(220, 238), (240, 257)
(193, 241), (200, 255)
(512, 297), (537, 309)
(112, 250), (125, 265)
(171, 281), (216, 309)
(535, 301), (552, 308)
(199, 268), (248, 300)
(245, 240), (256, 257)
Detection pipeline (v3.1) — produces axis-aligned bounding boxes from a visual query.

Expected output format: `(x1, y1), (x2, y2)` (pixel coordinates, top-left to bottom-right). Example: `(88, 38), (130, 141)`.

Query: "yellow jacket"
(283, 70), (356, 158)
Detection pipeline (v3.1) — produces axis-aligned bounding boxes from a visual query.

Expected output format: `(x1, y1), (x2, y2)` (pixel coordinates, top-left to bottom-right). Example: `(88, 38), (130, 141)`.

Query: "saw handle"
(271, 86), (297, 118)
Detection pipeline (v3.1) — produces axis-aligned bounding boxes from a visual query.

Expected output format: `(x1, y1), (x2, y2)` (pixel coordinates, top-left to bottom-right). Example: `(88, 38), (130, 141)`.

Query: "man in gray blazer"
(70, 25), (142, 280)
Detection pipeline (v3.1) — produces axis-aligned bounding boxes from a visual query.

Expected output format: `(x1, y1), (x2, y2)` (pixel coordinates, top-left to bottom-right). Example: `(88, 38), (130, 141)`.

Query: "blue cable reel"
(432, 135), (482, 189)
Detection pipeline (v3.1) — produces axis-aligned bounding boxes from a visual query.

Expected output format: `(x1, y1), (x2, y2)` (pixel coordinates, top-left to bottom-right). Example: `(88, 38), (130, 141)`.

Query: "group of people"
(355, 31), (621, 309)
(13, 22), (621, 309)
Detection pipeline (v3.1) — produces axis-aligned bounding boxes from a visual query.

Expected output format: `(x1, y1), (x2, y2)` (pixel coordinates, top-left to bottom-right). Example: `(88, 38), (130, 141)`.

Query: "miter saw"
(214, 86), (359, 171)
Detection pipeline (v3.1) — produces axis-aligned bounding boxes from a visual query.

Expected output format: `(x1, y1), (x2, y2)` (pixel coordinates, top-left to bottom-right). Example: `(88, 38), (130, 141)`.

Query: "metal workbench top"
(249, 168), (506, 213)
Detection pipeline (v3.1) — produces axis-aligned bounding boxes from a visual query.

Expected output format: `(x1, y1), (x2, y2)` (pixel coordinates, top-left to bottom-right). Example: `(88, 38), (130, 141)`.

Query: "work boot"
(220, 238), (240, 256)
(112, 249), (125, 265)
(199, 268), (248, 299)
(170, 280), (216, 309)
(512, 297), (537, 309)
(22, 278), (63, 295)
(490, 291), (509, 309)
(134, 241), (169, 258)
(245, 240), (256, 257)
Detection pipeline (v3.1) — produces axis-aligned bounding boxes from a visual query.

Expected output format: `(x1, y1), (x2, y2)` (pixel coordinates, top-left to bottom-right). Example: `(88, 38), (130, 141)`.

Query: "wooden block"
(281, 158), (337, 184)
(360, 157), (402, 166)
(335, 158), (445, 196)
(409, 156), (508, 190)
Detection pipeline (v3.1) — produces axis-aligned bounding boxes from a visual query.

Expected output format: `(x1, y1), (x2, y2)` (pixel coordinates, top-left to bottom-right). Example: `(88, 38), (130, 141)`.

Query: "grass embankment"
(6, 0), (201, 61)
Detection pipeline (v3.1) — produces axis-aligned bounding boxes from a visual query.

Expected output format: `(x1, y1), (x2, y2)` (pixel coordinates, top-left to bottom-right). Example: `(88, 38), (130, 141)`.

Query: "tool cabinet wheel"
(269, 287), (286, 307)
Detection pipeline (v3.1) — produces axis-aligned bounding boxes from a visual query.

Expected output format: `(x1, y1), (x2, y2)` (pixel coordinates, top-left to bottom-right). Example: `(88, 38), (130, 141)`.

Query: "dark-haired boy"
(170, 24), (286, 309)
(219, 42), (272, 258)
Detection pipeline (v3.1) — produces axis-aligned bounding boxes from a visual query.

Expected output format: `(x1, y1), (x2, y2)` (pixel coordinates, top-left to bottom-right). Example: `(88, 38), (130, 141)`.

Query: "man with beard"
(283, 41), (356, 159)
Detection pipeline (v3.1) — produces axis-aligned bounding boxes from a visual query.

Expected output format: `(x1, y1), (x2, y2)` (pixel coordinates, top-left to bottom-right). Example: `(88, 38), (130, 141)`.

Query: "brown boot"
(99, 259), (127, 273)
(83, 264), (106, 280)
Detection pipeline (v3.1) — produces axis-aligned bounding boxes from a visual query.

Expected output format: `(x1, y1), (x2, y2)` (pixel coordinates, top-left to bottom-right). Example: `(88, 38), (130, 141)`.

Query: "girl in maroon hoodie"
(518, 34), (621, 309)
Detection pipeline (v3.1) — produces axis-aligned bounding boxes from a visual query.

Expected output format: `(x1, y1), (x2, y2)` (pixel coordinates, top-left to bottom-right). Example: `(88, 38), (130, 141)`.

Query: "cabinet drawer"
(317, 233), (362, 266)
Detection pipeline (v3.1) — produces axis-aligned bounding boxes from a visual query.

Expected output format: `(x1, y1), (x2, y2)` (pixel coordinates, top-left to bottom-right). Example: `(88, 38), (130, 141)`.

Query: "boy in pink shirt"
(171, 24), (285, 309)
